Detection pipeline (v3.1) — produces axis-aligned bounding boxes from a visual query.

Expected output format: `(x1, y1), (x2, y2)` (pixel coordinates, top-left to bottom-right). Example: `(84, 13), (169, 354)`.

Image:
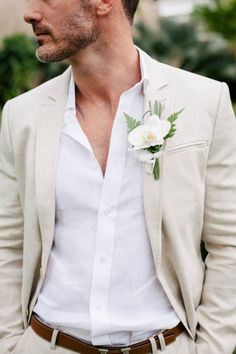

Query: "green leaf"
(151, 100), (165, 117)
(158, 101), (165, 117)
(164, 107), (184, 140)
(147, 145), (162, 153)
(165, 130), (176, 139)
(167, 108), (185, 123)
(124, 113), (141, 133)
(153, 159), (160, 180)
(166, 132), (175, 138)
(149, 101), (152, 115)
(154, 101), (158, 115)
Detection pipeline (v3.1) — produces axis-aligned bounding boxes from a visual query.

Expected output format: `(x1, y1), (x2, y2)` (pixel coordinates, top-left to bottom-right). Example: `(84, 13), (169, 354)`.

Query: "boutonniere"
(124, 101), (184, 180)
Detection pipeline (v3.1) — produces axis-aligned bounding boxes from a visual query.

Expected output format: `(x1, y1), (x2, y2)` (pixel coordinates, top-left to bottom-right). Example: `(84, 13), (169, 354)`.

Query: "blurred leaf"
(0, 34), (40, 110)
(134, 17), (236, 101)
(194, 0), (236, 45)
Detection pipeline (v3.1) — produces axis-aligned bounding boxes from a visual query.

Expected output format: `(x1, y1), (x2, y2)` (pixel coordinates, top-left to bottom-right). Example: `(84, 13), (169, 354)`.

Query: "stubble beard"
(36, 15), (100, 63)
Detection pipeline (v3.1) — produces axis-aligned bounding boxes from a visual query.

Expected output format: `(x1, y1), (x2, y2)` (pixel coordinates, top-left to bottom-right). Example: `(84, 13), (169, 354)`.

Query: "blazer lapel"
(36, 68), (71, 272)
(143, 55), (175, 275)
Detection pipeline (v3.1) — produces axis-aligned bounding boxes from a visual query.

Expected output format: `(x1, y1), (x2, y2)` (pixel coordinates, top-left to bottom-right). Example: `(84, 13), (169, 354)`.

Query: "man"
(0, 0), (235, 353)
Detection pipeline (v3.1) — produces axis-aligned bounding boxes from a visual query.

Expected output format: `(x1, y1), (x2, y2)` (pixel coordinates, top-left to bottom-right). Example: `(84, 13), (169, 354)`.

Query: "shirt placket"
(89, 95), (129, 346)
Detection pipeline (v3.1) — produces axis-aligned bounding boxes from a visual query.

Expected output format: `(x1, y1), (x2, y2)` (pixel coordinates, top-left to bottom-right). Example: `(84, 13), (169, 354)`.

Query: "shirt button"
(104, 208), (114, 217)
(100, 256), (107, 263)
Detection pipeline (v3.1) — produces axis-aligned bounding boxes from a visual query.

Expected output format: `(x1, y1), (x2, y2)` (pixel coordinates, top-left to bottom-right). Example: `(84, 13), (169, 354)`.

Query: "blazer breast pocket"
(165, 140), (208, 154)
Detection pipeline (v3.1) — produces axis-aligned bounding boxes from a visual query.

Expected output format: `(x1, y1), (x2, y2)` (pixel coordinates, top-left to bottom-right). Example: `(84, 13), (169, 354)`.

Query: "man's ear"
(95, 0), (116, 17)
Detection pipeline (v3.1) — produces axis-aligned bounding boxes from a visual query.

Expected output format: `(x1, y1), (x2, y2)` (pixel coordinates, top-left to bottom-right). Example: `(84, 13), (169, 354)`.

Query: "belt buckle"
(121, 348), (131, 354)
(99, 349), (109, 354)
(98, 347), (131, 354)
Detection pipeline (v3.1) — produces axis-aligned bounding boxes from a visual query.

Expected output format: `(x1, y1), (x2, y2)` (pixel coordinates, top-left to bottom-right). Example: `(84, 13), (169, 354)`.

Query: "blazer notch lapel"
(143, 86), (175, 274)
(36, 100), (66, 271)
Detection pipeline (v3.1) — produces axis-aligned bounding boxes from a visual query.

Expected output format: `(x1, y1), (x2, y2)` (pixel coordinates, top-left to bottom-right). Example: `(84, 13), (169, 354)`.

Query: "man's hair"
(122, 0), (140, 24)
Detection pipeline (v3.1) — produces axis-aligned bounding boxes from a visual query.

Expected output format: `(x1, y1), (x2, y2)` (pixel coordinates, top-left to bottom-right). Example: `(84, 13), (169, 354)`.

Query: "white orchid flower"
(128, 115), (171, 151)
(124, 101), (184, 180)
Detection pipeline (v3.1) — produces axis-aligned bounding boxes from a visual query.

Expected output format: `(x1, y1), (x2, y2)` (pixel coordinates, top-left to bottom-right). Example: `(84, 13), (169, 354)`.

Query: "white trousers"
(12, 326), (196, 354)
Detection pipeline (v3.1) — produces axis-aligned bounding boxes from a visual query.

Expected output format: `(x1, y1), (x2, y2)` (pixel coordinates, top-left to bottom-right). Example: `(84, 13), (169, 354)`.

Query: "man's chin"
(35, 46), (48, 63)
(36, 47), (61, 63)
(36, 45), (75, 63)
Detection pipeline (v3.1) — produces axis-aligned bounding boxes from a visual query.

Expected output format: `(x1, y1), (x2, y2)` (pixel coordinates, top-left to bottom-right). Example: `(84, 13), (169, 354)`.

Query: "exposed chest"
(76, 106), (115, 176)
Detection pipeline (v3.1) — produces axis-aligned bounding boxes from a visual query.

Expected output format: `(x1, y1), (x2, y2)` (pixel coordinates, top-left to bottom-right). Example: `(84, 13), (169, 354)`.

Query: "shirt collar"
(136, 46), (150, 93)
(66, 74), (76, 111)
(65, 46), (150, 113)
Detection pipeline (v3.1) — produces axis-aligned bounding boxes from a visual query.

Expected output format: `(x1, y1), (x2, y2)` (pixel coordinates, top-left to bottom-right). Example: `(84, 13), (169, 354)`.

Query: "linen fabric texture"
(33, 56), (178, 345)
(0, 49), (236, 354)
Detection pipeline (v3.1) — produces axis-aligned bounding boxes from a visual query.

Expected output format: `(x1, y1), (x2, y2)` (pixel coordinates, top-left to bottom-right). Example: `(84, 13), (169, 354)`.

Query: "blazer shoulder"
(5, 66), (71, 109)
(160, 61), (222, 89)
(2, 67), (71, 135)
(148, 54), (226, 112)
(142, 49), (222, 92)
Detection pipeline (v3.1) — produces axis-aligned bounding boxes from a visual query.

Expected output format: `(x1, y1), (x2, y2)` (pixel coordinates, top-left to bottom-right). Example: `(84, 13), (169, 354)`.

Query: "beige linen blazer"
(0, 51), (236, 354)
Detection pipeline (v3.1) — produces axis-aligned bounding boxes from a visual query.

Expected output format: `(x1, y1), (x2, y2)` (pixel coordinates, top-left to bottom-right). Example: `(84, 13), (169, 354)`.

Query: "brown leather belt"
(30, 314), (185, 354)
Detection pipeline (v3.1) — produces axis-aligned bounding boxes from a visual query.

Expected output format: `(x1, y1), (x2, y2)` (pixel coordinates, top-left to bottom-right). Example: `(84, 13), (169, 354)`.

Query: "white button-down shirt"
(34, 49), (179, 346)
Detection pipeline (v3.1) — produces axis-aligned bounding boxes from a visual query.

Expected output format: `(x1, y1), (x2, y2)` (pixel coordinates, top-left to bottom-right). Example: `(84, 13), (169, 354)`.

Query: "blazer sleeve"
(196, 83), (236, 354)
(0, 102), (24, 354)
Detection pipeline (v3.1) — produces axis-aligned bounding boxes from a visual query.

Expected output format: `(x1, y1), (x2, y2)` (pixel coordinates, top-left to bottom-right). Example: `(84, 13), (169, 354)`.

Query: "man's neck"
(69, 36), (141, 106)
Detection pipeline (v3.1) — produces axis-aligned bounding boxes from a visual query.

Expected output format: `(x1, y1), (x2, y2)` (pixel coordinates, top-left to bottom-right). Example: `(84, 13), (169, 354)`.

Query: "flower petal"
(146, 115), (171, 140)
(133, 143), (153, 151)
(158, 120), (171, 137)
(150, 140), (163, 147)
(146, 115), (161, 126)
(128, 125), (146, 147)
